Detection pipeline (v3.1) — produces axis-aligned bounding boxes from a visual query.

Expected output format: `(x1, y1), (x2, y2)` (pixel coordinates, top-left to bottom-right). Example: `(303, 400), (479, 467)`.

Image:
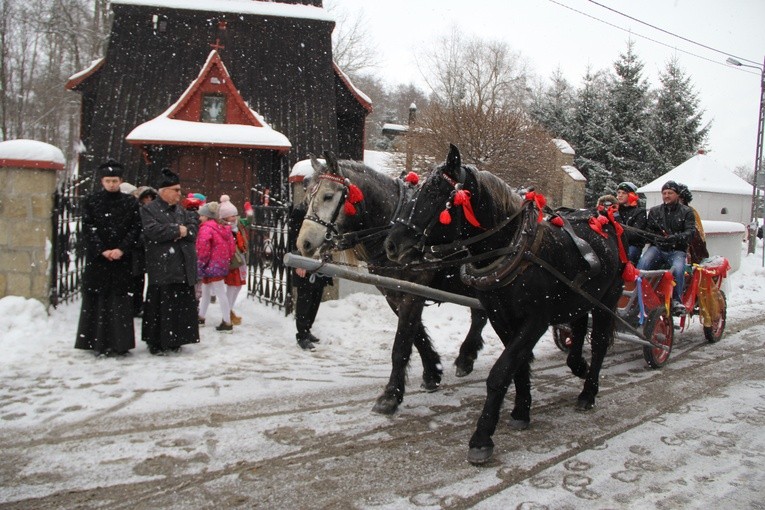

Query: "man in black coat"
(289, 176), (331, 351)
(615, 181), (647, 264)
(140, 168), (200, 355)
(637, 180), (696, 315)
(75, 160), (142, 356)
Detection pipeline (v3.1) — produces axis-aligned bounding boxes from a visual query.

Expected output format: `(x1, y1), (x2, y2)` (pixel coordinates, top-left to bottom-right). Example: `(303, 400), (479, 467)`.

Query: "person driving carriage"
(614, 181), (647, 265)
(637, 180), (696, 316)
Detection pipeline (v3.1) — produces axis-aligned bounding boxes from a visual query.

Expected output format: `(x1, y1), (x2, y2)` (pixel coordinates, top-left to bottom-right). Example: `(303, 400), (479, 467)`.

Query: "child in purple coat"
(196, 202), (236, 331)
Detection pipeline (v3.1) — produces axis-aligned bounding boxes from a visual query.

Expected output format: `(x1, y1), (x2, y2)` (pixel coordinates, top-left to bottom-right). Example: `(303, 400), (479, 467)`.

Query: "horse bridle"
(393, 167), (467, 253)
(303, 173), (351, 242)
(304, 173), (409, 252)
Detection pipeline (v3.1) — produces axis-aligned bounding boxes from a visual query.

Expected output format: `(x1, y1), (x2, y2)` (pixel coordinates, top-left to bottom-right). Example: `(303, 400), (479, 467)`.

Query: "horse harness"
(304, 174), (409, 252)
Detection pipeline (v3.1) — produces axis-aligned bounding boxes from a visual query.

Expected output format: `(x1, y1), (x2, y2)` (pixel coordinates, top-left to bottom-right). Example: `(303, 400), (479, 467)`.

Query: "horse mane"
(467, 166), (524, 222)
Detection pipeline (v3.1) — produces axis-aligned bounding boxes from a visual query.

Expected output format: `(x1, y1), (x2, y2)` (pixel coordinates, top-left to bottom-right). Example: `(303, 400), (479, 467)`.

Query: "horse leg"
(468, 317), (548, 465)
(372, 297), (427, 415)
(455, 308), (489, 377)
(566, 314), (590, 379)
(412, 321), (443, 392)
(576, 306), (615, 411)
(508, 353), (534, 430)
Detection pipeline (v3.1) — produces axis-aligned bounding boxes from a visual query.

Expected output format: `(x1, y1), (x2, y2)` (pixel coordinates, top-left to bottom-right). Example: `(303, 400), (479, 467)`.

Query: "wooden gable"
(168, 50), (262, 127)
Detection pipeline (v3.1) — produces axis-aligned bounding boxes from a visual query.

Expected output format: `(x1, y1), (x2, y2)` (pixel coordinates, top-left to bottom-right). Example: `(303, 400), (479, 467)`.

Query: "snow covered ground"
(0, 240), (764, 507)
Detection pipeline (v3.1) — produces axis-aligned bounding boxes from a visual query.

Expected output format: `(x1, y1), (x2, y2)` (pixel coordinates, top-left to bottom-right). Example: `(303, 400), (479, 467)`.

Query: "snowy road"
(1, 296), (764, 509)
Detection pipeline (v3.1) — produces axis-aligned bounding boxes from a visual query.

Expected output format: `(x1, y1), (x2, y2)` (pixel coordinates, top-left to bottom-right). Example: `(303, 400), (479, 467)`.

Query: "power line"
(546, 0), (761, 76)
(587, 0), (761, 66)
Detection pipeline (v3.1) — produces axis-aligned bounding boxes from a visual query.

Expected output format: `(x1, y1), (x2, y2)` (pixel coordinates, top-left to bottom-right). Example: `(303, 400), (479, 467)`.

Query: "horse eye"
(323, 193), (334, 202)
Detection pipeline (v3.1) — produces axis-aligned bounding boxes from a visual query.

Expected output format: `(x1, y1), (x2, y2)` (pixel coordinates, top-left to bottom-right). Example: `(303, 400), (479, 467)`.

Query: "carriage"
(553, 256), (730, 368)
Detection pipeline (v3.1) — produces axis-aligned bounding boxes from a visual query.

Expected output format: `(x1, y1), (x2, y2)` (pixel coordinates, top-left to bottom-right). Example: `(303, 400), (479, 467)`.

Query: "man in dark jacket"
(614, 181), (647, 265)
(637, 180), (696, 315)
(75, 160), (142, 356)
(140, 168), (200, 355)
(289, 175), (331, 351)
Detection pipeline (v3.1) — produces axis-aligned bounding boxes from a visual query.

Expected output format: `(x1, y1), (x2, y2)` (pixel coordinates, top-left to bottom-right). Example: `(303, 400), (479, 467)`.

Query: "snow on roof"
(127, 116), (291, 150)
(702, 220), (746, 235)
(65, 58), (104, 90)
(562, 164), (586, 181)
(553, 139), (575, 155)
(0, 139), (65, 170)
(333, 63), (372, 111)
(110, 0), (334, 21)
(638, 152), (753, 195)
(382, 123), (408, 132)
(289, 151), (400, 181)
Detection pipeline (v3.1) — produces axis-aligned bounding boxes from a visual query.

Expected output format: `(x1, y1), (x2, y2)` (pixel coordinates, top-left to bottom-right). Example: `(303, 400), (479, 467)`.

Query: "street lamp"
(726, 56), (765, 260)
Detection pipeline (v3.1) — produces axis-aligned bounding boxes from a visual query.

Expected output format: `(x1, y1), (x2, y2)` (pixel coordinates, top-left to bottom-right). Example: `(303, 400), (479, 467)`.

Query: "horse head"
(297, 151), (367, 257)
(385, 144), (479, 264)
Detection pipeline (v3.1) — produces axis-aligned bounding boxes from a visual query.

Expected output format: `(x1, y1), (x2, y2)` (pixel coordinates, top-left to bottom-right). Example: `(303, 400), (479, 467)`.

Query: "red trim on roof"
(0, 158), (65, 170)
(168, 50), (262, 127)
(333, 63), (373, 113)
(65, 59), (105, 91)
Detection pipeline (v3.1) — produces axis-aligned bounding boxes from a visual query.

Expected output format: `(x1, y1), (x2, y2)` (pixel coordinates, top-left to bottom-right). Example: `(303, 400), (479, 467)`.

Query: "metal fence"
(49, 175), (89, 308)
(246, 204), (291, 312)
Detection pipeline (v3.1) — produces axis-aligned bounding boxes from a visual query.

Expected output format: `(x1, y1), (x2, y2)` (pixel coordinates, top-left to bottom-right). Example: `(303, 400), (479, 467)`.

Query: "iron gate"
(246, 204), (291, 312)
(50, 174), (89, 308)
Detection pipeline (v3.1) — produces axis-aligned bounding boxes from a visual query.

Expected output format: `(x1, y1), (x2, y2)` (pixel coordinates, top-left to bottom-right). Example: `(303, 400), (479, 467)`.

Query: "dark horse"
(384, 145), (623, 464)
(296, 152), (490, 414)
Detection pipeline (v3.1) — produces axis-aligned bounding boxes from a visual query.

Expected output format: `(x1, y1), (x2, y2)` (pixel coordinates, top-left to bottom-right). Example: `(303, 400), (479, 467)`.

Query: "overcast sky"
(327, 0), (764, 176)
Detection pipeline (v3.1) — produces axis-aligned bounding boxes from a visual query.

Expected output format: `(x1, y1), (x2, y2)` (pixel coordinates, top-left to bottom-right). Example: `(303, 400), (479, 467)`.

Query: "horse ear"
(322, 150), (340, 175)
(309, 154), (325, 174)
(444, 144), (462, 179)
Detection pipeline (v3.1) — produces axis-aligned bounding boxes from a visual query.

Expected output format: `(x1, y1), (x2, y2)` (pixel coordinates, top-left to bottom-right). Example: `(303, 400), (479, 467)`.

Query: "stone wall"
(0, 166), (58, 304)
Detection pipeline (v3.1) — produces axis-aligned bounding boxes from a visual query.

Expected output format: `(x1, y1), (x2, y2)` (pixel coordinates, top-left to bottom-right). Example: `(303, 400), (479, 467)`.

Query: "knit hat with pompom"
(218, 195), (238, 218)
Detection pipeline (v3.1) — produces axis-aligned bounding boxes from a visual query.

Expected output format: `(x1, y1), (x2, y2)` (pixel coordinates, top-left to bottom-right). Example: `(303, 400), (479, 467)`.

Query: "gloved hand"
(656, 234), (681, 250)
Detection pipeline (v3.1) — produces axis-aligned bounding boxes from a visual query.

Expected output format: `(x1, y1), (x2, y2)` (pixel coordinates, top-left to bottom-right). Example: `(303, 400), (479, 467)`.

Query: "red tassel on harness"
(589, 215), (609, 238)
(439, 208), (452, 225)
(344, 201), (357, 216)
(347, 183), (363, 204)
(404, 172), (419, 185)
(550, 216), (564, 227)
(524, 191), (547, 223)
(452, 189), (481, 228)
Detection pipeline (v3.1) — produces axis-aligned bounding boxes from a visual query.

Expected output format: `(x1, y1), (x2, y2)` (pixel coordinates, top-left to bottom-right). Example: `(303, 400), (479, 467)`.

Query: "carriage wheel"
(642, 308), (674, 369)
(703, 290), (727, 343)
(552, 324), (573, 353)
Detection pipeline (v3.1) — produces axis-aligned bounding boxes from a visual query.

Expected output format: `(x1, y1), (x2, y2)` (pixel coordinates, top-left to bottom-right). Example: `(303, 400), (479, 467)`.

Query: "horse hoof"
(576, 399), (594, 411)
(420, 380), (440, 393)
(467, 446), (494, 465)
(508, 419), (530, 431)
(372, 396), (399, 415)
(455, 364), (473, 378)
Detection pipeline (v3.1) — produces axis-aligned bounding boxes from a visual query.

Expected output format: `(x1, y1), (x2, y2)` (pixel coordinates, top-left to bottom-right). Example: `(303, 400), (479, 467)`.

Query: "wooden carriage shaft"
(283, 254), (667, 351)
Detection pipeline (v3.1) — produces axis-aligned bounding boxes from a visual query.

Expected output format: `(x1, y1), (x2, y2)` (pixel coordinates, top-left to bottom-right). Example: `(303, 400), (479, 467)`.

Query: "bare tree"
(411, 28), (556, 193)
(325, 1), (379, 77)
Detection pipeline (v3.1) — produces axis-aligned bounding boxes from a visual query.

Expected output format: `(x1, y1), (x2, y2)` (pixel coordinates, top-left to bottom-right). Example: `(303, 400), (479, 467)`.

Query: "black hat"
(661, 180), (681, 194)
(677, 183), (693, 204)
(97, 159), (124, 179)
(155, 167), (180, 189)
(616, 181), (637, 193)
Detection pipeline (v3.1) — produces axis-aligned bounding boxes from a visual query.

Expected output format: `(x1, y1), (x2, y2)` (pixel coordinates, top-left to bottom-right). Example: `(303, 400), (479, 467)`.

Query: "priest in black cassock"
(75, 159), (142, 356)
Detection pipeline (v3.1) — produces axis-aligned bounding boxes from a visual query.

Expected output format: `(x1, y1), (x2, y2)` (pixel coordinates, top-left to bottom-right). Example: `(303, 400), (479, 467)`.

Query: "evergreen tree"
(570, 67), (615, 204)
(529, 68), (575, 142)
(651, 58), (710, 174)
(605, 41), (660, 187)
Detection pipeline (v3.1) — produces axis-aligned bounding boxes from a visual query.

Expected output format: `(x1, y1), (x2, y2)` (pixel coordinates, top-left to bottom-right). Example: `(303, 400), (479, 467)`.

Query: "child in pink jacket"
(196, 202), (236, 331)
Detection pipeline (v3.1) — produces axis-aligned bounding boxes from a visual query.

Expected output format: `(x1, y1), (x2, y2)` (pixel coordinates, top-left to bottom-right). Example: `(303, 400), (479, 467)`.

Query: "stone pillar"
(0, 140), (66, 305)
